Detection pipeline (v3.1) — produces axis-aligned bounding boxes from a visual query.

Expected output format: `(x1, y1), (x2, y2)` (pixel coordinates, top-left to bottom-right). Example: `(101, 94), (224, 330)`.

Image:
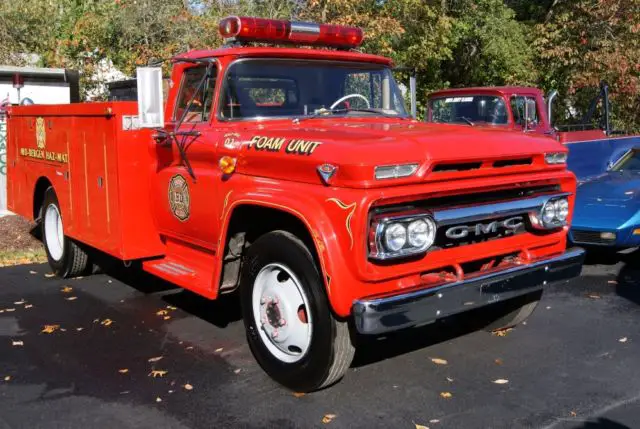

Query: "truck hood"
(234, 119), (567, 188)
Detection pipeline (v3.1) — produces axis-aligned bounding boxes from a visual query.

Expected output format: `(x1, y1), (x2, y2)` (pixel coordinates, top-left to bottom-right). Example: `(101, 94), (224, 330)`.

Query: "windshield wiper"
(296, 107), (406, 123)
(458, 116), (475, 126)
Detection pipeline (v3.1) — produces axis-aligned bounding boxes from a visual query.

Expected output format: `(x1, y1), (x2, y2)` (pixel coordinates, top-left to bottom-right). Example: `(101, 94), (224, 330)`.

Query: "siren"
(219, 16), (364, 49)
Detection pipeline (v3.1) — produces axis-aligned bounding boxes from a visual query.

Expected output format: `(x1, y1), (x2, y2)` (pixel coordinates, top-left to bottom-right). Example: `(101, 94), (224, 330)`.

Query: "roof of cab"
(174, 46), (393, 66)
(429, 86), (544, 98)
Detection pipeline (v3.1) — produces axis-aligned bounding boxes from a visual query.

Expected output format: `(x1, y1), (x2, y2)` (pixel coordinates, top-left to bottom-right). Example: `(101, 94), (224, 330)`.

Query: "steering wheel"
(330, 94), (371, 110)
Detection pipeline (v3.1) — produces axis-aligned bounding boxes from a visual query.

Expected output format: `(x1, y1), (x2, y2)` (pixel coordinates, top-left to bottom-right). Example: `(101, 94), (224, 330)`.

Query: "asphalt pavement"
(0, 250), (639, 429)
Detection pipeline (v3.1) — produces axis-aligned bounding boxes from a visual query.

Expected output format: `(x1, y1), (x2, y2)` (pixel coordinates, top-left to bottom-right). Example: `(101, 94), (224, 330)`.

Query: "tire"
(240, 230), (354, 392)
(484, 290), (543, 332)
(41, 188), (89, 278)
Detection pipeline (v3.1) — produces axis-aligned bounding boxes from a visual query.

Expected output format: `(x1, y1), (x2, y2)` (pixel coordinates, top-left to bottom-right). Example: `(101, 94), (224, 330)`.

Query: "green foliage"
(0, 0), (637, 131)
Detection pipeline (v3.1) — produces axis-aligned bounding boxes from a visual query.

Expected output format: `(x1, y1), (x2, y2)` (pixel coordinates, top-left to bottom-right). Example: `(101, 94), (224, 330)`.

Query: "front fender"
(216, 176), (363, 317)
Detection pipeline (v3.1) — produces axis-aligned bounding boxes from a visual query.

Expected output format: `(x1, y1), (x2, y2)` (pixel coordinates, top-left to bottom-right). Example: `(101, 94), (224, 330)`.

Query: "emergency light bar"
(219, 16), (364, 49)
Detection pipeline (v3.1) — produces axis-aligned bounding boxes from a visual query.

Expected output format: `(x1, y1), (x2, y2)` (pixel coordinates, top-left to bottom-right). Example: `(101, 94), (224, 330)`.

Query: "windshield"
(429, 95), (508, 125)
(219, 59), (408, 120)
(611, 149), (640, 172)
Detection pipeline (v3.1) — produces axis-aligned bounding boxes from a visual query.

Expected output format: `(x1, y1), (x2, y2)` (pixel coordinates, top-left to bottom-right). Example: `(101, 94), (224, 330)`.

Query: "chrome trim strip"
(290, 21), (320, 42)
(354, 247), (585, 335)
(432, 192), (571, 226)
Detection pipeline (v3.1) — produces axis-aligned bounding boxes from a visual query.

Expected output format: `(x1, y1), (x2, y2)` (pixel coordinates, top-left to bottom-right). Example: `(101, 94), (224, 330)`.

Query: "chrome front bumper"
(353, 247), (585, 335)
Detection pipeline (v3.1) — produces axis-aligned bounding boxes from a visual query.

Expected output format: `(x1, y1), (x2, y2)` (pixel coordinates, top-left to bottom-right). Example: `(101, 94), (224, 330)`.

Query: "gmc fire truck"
(6, 17), (584, 392)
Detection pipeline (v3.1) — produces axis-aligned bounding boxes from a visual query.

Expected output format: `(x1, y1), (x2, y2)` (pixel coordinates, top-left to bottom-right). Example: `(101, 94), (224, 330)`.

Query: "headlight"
(370, 213), (437, 260)
(533, 196), (569, 229)
(555, 199), (569, 221)
(545, 152), (568, 164)
(384, 223), (407, 252)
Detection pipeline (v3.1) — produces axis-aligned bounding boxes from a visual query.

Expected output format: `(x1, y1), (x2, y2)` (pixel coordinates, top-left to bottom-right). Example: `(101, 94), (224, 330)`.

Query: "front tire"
(240, 231), (354, 392)
(41, 188), (89, 278)
(484, 290), (542, 332)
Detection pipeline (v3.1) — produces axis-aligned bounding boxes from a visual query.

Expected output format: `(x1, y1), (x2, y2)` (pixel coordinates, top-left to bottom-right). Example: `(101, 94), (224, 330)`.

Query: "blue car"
(570, 147), (640, 248)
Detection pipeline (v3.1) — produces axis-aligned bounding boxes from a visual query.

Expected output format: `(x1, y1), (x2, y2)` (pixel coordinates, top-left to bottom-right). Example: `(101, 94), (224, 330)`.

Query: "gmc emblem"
(445, 216), (524, 240)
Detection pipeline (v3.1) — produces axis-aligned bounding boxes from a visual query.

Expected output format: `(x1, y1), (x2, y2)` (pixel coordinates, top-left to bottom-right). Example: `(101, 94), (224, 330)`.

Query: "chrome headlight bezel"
(530, 196), (570, 229)
(369, 211), (437, 260)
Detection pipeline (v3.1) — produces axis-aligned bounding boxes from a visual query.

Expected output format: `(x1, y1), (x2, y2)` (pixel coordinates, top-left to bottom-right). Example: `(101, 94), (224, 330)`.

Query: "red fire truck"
(6, 17), (584, 391)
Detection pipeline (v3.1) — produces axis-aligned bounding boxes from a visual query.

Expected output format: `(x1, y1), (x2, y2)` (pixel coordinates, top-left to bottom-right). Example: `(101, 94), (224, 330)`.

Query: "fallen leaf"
(429, 420), (440, 424)
(0, 310), (4, 313)
(215, 348), (224, 353)
(167, 305), (177, 311)
(60, 328), (67, 332)
(5, 308), (15, 312)
(430, 358), (448, 365)
(619, 337), (628, 343)
(168, 390), (174, 394)
(414, 424), (429, 429)
(322, 414), (336, 424)
(120, 391), (130, 395)
(61, 286), (73, 293)
(570, 411), (577, 417)
(495, 358), (503, 365)
(493, 379), (509, 384)
(156, 310), (168, 316)
(107, 280), (112, 283)
(100, 319), (113, 327)
(587, 294), (601, 299)
(76, 327), (84, 331)
(293, 392), (305, 398)
(546, 306), (551, 310)
(440, 392), (453, 399)
(42, 325), (60, 334)
(163, 316), (171, 320)
(45, 273), (55, 278)
(118, 369), (129, 374)
(156, 396), (162, 403)
(186, 346), (194, 350)
(4, 376), (11, 381)
(234, 368), (241, 374)
(148, 356), (163, 363)
(149, 370), (167, 378)
(184, 383), (193, 391)
(29, 270), (37, 274)
(446, 377), (454, 382)
(13, 300), (25, 305)
(12, 340), (23, 346)
(65, 296), (78, 301)
(607, 280), (618, 285)
(24, 304), (33, 309)
(492, 328), (513, 337)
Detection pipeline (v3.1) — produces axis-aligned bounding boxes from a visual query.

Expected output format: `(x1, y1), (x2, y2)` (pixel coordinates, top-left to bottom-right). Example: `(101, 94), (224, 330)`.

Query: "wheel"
(484, 290), (543, 332)
(240, 231), (354, 392)
(41, 188), (89, 278)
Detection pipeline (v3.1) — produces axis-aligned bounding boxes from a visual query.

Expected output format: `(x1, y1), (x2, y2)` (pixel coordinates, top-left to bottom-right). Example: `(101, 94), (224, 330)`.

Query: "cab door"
(152, 62), (223, 253)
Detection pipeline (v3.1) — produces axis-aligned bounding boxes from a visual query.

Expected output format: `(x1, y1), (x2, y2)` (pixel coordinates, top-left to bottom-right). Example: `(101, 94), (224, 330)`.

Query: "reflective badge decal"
(36, 117), (46, 149)
(168, 174), (190, 221)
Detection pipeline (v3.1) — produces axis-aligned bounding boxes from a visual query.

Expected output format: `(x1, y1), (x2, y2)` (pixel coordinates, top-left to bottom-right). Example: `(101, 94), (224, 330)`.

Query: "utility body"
(7, 17), (584, 391)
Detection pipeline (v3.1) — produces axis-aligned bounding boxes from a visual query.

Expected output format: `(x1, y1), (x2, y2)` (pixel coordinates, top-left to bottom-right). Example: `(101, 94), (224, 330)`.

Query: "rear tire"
(41, 188), (89, 278)
(240, 230), (354, 392)
(484, 290), (542, 332)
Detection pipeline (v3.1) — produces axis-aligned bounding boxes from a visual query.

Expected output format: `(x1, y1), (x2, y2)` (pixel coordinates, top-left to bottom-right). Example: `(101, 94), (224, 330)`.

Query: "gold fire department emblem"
(35, 117), (46, 149)
(168, 174), (190, 221)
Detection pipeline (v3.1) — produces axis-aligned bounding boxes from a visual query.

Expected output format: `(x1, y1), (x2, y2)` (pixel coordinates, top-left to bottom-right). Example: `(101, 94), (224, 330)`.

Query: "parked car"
(569, 147), (640, 248)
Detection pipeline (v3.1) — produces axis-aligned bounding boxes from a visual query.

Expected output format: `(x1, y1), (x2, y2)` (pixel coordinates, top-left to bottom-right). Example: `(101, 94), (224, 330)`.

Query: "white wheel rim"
(44, 204), (64, 261)
(252, 263), (313, 363)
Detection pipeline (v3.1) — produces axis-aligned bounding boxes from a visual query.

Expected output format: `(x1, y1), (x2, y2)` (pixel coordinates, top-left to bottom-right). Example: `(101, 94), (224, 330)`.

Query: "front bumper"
(353, 247), (585, 335)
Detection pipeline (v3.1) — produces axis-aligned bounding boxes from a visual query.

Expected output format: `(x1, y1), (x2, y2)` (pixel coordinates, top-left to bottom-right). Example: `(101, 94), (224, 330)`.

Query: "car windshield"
(611, 149), (640, 172)
(219, 59), (408, 120)
(429, 95), (508, 125)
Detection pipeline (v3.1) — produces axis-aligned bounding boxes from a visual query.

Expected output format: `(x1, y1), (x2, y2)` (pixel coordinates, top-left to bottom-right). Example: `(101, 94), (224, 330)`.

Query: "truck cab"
(7, 17), (584, 392)
(426, 86), (640, 180)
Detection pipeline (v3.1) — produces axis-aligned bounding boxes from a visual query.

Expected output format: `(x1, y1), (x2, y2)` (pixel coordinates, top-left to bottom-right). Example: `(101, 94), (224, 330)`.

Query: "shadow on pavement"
(616, 262), (640, 306)
(571, 418), (631, 429)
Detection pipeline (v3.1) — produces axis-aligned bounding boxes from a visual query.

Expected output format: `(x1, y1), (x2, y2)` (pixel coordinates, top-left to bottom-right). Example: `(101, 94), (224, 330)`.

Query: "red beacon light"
(219, 16), (364, 49)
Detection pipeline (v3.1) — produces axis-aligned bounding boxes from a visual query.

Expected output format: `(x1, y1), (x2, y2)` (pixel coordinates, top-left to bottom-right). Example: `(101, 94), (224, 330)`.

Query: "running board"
(142, 239), (218, 299)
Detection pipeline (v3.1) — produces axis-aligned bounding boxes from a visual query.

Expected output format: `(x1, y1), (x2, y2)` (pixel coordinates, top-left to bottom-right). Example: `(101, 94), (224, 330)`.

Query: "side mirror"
(136, 67), (164, 128)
